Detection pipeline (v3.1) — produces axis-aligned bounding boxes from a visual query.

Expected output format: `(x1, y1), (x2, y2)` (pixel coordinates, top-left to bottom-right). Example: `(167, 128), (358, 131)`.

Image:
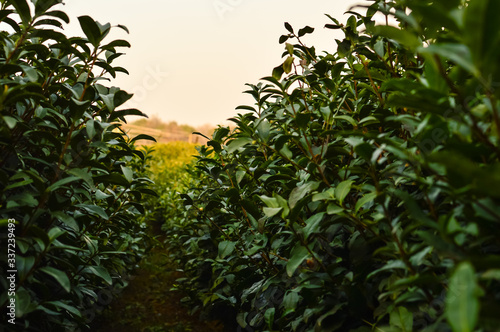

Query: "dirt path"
(88, 243), (224, 332)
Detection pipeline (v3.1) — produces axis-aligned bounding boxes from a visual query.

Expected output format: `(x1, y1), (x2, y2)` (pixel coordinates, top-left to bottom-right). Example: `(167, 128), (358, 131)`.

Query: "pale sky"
(60, 0), (368, 127)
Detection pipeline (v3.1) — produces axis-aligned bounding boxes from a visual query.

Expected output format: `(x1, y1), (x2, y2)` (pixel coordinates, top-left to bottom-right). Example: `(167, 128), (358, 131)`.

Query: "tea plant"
(173, 1), (500, 331)
(0, 0), (155, 330)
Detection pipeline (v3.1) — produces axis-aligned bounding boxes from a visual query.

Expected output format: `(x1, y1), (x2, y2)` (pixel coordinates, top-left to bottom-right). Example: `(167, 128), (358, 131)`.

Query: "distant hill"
(124, 116), (214, 145)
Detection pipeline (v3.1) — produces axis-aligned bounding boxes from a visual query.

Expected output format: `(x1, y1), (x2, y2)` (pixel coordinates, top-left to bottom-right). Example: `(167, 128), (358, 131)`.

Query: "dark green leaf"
(40, 267), (71, 292)
(130, 134), (156, 143)
(76, 204), (109, 219)
(82, 266), (113, 285)
(289, 181), (320, 209)
(78, 15), (101, 46)
(335, 180), (353, 206)
(218, 241), (236, 259)
(390, 306), (413, 332)
(42, 10), (70, 23)
(298, 26), (314, 37)
(286, 244), (310, 277)
(10, 0), (31, 26)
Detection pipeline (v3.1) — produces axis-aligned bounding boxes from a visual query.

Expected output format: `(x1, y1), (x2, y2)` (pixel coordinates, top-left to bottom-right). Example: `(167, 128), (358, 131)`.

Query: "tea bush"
(172, 1), (500, 331)
(0, 0), (155, 330)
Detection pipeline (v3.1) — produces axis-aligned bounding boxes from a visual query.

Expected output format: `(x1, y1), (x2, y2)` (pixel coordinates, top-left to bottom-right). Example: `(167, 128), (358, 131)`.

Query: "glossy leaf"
(82, 266), (113, 285)
(286, 244), (310, 277)
(335, 180), (353, 206)
(218, 241), (236, 259)
(10, 0), (31, 25)
(78, 15), (101, 46)
(289, 181), (320, 209)
(39, 267), (71, 293)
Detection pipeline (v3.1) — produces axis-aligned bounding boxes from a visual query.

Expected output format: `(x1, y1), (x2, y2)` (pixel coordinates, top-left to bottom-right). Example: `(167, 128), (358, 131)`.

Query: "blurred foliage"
(165, 1), (500, 331)
(141, 142), (198, 231)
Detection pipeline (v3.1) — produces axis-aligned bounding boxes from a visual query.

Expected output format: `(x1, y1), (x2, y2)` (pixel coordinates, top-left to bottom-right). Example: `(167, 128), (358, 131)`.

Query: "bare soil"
(88, 243), (224, 332)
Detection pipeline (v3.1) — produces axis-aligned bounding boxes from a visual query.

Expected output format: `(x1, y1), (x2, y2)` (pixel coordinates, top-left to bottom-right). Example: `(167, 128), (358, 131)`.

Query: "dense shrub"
(0, 0), (155, 330)
(171, 1), (500, 331)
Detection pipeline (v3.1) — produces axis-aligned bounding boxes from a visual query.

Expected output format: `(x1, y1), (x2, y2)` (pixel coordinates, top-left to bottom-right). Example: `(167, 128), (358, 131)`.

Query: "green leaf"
(46, 176), (80, 192)
(117, 24), (129, 33)
(264, 307), (275, 330)
(130, 134), (156, 143)
(82, 266), (113, 285)
(272, 64), (285, 80)
(312, 188), (335, 202)
(218, 241), (236, 259)
(78, 15), (101, 46)
(95, 173), (130, 186)
(19, 64), (38, 82)
(367, 260), (406, 279)
(289, 181), (320, 209)
(48, 227), (65, 241)
(15, 287), (36, 318)
(418, 44), (478, 76)
(10, 0), (31, 26)
(286, 244), (310, 277)
(42, 10), (70, 24)
(51, 211), (79, 232)
(76, 204), (109, 219)
(298, 26), (314, 37)
(325, 24), (342, 29)
(355, 192), (376, 213)
(101, 39), (131, 50)
(109, 108), (147, 121)
(282, 291), (300, 315)
(46, 301), (81, 318)
(236, 170), (246, 185)
(17, 256), (35, 280)
(446, 262), (482, 332)
(335, 180), (353, 206)
(33, 18), (63, 30)
(260, 195), (279, 208)
(121, 165), (134, 182)
(409, 246), (433, 267)
(86, 118), (96, 139)
(39, 267), (71, 292)
(390, 306), (413, 332)
(334, 115), (358, 127)
(256, 119), (271, 142)
(2, 115), (17, 129)
(33, 0), (63, 16)
(226, 137), (253, 153)
(283, 56), (294, 74)
(371, 25), (421, 51)
(327, 203), (344, 215)
(279, 34), (289, 44)
(263, 207), (282, 218)
(284, 22), (294, 33)
(100, 93), (115, 111)
(302, 212), (325, 239)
